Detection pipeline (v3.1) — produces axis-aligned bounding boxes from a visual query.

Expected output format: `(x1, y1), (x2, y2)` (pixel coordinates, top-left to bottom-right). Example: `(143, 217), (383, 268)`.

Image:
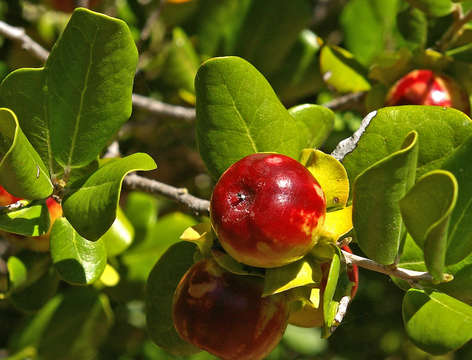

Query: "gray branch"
(0, 20), (49, 62)
(131, 94), (196, 121)
(123, 174), (210, 214)
(0, 200), (29, 214)
(342, 249), (440, 282)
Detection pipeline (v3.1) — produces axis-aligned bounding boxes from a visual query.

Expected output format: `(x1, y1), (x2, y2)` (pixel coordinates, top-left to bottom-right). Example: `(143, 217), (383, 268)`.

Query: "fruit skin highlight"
(173, 258), (289, 360)
(385, 69), (470, 115)
(210, 153), (327, 268)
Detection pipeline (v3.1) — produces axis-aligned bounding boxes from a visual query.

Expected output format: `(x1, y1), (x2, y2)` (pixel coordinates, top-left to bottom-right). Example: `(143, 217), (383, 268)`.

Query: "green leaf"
(0, 108), (53, 199)
(340, 0), (402, 65)
(9, 287), (113, 360)
(160, 28), (200, 93)
(124, 191), (158, 232)
(63, 153), (156, 241)
(122, 212), (197, 283)
(441, 135), (472, 265)
(353, 131), (418, 265)
(50, 218), (107, 285)
(195, 56), (302, 179)
(192, 0), (252, 58)
(319, 45), (371, 93)
(234, 0), (313, 76)
(210, 249), (265, 278)
(397, 6), (428, 49)
(9, 267), (59, 312)
(263, 258), (321, 297)
(403, 288), (472, 355)
(322, 251), (340, 338)
(180, 222), (214, 256)
(336, 106), (472, 188)
(146, 241), (200, 355)
(400, 170), (457, 280)
(7, 251), (50, 293)
(45, 8), (138, 168)
(406, 0), (454, 17)
(0, 201), (50, 236)
(0, 68), (58, 173)
(268, 30), (323, 103)
(101, 207), (134, 257)
(289, 104), (334, 149)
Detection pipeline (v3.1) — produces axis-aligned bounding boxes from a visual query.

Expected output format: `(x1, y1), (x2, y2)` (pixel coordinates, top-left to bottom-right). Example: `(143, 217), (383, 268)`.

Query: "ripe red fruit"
(385, 69), (470, 115)
(173, 258), (289, 360)
(0, 185), (21, 206)
(210, 153), (326, 268)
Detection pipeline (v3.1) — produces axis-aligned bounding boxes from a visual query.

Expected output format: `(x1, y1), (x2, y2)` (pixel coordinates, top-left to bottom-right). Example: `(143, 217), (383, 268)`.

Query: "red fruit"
(0, 185), (21, 206)
(210, 153), (326, 268)
(385, 69), (470, 115)
(173, 258), (289, 360)
(341, 245), (359, 299)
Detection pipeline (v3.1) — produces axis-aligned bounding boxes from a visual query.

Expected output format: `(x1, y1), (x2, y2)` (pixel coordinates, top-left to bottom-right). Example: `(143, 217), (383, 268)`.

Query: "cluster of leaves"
(1, 0), (472, 359)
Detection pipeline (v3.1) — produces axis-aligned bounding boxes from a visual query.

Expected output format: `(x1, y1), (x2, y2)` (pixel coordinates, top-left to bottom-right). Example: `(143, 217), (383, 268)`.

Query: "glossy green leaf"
(9, 267), (59, 312)
(289, 104), (334, 150)
(0, 108), (52, 199)
(322, 251), (340, 338)
(192, 0), (252, 58)
(195, 56), (302, 179)
(403, 289), (472, 355)
(146, 241), (200, 355)
(263, 258), (321, 297)
(7, 251), (50, 293)
(124, 191), (158, 232)
(63, 153), (156, 241)
(336, 106), (472, 187)
(353, 131), (418, 265)
(340, 0), (402, 65)
(101, 207), (134, 257)
(160, 28), (200, 93)
(210, 249), (264, 278)
(234, 0), (312, 76)
(441, 135), (472, 265)
(269, 29), (323, 103)
(45, 8), (138, 168)
(406, 0), (454, 17)
(400, 170), (457, 280)
(0, 68), (58, 174)
(319, 45), (371, 93)
(50, 218), (107, 285)
(0, 201), (50, 236)
(397, 6), (428, 48)
(10, 287), (112, 360)
(122, 212), (197, 283)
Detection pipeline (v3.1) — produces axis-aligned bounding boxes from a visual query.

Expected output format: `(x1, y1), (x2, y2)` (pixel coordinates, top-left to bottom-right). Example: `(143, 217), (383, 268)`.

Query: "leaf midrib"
(66, 25), (99, 170)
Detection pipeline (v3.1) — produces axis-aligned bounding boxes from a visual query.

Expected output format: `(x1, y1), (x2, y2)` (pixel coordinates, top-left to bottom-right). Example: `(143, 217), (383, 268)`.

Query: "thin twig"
(0, 20), (197, 122)
(436, 6), (472, 52)
(0, 20), (48, 62)
(341, 249), (437, 282)
(322, 91), (365, 111)
(123, 173), (210, 214)
(132, 94), (196, 121)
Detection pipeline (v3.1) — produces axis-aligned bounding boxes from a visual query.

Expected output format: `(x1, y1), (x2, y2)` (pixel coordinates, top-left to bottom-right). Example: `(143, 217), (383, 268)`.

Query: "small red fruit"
(385, 69), (470, 115)
(0, 185), (21, 206)
(210, 153), (326, 268)
(173, 258), (289, 360)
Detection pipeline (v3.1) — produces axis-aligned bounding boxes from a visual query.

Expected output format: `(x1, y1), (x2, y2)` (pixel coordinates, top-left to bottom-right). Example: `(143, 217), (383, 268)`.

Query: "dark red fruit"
(173, 258), (289, 360)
